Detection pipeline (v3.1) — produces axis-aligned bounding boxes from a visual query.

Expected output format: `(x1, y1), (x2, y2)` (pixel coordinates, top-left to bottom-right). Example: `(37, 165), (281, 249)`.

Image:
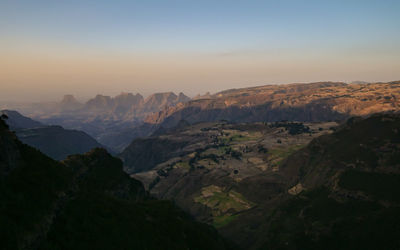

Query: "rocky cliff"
(145, 81), (400, 128)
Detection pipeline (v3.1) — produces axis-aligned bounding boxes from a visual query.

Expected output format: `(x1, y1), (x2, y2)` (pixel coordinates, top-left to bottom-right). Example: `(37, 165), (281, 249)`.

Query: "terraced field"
(194, 185), (255, 228)
(129, 120), (337, 228)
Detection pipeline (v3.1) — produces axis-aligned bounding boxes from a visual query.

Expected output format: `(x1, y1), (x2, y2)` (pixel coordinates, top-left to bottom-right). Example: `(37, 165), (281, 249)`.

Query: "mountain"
(85, 94), (114, 110)
(143, 92), (190, 112)
(249, 112), (400, 249)
(112, 92), (144, 115)
(82, 91), (189, 116)
(4, 81), (399, 154)
(122, 113), (400, 249)
(16, 125), (108, 160)
(1, 110), (107, 160)
(59, 94), (83, 111)
(9, 91), (191, 152)
(0, 116), (232, 249)
(1, 110), (43, 129)
(178, 92), (191, 102)
(145, 81), (400, 128)
(121, 119), (337, 226)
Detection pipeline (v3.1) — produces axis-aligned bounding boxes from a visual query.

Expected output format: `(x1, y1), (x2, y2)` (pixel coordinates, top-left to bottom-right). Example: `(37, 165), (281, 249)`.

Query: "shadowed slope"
(0, 118), (232, 250)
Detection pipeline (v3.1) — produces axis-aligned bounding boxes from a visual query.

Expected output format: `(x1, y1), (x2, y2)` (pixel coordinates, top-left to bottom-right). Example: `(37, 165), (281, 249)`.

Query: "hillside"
(121, 120), (337, 228)
(0, 117), (231, 249)
(16, 126), (108, 160)
(122, 113), (400, 249)
(1, 110), (43, 129)
(2, 110), (108, 160)
(244, 113), (400, 249)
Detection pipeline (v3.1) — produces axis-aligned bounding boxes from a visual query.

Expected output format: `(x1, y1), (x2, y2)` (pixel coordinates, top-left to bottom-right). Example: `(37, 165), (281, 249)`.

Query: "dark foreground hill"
(0, 110), (43, 129)
(0, 118), (231, 250)
(1, 110), (108, 160)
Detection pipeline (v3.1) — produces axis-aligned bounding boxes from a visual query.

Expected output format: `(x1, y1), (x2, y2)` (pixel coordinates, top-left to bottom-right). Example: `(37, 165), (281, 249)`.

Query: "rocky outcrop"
(143, 92), (190, 112)
(84, 91), (189, 116)
(113, 92), (144, 115)
(85, 94), (114, 110)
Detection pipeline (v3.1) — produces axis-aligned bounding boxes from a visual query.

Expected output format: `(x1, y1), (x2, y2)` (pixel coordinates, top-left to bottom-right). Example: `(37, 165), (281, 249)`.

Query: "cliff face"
(85, 93), (145, 113)
(83, 91), (189, 117)
(0, 117), (231, 250)
(145, 81), (400, 128)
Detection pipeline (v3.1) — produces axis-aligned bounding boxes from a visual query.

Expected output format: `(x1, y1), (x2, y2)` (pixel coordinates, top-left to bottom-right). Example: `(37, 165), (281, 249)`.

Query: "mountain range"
(1, 80), (400, 249)
(2, 81), (399, 153)
(146, 81), (400, 127)
(6, 92), (190, 152)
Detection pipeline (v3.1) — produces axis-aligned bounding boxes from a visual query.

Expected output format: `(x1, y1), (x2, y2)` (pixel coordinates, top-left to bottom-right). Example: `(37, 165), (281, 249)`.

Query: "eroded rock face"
(145, 81), (400, 128)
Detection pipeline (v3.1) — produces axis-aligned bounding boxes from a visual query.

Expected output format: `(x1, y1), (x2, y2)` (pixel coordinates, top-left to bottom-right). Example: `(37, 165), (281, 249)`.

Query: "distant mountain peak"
(60, 94), (83, 111)
(61, 94), (78, 104)
(177, 92), (191, 102)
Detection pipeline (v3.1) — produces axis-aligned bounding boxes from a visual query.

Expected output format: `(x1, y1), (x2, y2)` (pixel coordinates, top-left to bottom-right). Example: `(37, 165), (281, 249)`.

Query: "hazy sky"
(1, 0), (400, 102)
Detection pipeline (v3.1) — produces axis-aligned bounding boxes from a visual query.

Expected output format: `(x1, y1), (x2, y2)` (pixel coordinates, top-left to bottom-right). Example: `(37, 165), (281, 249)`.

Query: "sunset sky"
(1, 0), (400, 101)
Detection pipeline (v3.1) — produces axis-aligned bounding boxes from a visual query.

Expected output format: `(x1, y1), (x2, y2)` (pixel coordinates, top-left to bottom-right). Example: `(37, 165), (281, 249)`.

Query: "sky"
(1, 0), (400, 102)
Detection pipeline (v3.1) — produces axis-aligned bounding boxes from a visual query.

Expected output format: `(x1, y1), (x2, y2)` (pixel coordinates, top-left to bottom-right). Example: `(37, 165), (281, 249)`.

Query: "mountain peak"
(61, 94), (78, 104)
(177, 92), (191, 102)
(60, 95), (82, 111)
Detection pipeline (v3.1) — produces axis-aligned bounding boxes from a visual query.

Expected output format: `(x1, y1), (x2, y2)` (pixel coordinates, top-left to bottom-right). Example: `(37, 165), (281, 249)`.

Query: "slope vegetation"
(123, 113), (400, 249)
(0, 118), (231, 250)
